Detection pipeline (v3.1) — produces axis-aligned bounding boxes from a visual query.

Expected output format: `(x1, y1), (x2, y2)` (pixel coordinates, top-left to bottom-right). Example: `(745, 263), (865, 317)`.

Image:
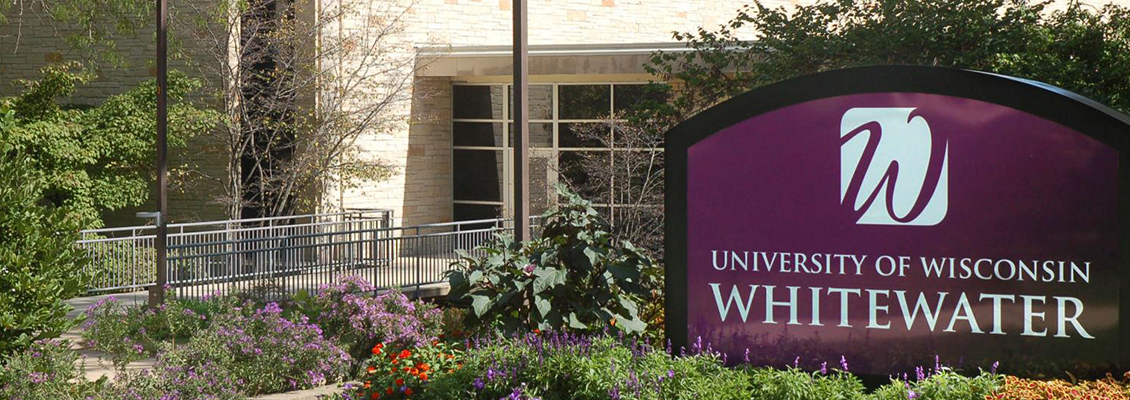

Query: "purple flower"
(523, 264), (536, 274)
(473, 377), (485, 390)
(991, 361), (999, 374)
(916, 366), (926, 381)
(743, 348), (751, 364)
(839, 355), (849, 372)
(667, 369), (675, 379)
(793, 356), (799, 368)
(820, 361), (827, 375)
(608, 385), (620, 400)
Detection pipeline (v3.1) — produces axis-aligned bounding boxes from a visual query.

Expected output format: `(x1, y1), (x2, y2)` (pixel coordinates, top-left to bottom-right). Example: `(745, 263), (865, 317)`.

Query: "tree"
(565, 0), (1130, 262)
(0, 62), (218, 227)
(174, 0), (437, 218)
(646, 0), (1130, 120)
(560, 115), (666, 259)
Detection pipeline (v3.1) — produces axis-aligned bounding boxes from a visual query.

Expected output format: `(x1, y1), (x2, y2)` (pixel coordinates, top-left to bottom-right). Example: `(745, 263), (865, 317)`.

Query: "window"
(451, 82), (664, 223)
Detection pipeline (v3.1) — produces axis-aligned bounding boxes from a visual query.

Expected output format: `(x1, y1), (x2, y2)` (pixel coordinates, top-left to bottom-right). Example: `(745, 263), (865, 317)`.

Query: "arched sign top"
(665, 65), (1130, 378)
(667, 66), (1130, 152)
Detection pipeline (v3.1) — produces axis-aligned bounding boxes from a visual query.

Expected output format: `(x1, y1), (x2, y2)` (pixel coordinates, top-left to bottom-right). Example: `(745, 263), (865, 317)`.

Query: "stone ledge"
(250, 382), (353, 400)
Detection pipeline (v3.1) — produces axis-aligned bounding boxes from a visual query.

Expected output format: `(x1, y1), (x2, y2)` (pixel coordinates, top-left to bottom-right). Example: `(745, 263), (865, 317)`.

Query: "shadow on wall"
(400, 75), (456, 228)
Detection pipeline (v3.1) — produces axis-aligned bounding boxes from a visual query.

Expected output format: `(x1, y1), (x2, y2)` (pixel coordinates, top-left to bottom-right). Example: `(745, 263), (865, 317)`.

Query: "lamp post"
(512, 0), (529, 241)
(149, 0), (169, 306)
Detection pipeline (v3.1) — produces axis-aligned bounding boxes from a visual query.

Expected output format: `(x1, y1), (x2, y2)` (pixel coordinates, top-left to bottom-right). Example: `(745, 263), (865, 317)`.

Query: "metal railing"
(77, 211), (538, 300)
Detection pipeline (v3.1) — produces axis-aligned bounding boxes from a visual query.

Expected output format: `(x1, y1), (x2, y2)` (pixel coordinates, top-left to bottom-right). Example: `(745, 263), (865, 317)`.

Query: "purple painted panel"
(686, 93), (1119, 374)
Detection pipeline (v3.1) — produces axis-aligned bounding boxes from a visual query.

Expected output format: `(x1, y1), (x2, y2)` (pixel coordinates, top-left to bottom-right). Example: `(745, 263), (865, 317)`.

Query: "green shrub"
(0, 62), (217, 227)
(871, 368), (1001, 400)
(0, 340), (106, 400)
(421, 333), (750, 400)
(446, 187), (661, 336)
(746, 367), (866, 400)
(0, 155), (91, 358)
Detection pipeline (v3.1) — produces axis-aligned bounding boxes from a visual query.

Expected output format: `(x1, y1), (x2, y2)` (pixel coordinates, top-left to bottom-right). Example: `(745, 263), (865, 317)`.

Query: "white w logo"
(840, 108), (948, 226)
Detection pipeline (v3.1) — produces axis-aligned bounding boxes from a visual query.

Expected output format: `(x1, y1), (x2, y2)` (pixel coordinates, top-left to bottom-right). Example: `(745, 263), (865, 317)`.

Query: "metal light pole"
(149, 0), (169, 306)
(512, 0), (530, 241)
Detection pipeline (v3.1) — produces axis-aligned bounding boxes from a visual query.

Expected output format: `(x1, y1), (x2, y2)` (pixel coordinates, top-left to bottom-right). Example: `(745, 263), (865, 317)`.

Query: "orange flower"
(391, 367), (398, 373)
(385, 387), (394, 395)
(395, 378), (404, 386)
(370, 392), (380, 400)
(420, 373), (428, 382)
(431, 339), (439, 346)
(399, 350), (412, 359)
(446, 354), (454, 360)
(371, 343), (384, 355)
(405, 388), (413, 396)
(366, 366), (376, 374)
(364, 381), (371, 389)
(533, 329), (541, 335)
(417, 363), (430, 372)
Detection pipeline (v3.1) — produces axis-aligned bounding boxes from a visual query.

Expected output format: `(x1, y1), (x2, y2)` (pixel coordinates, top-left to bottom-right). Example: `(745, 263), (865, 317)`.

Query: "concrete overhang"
(416, 42), (693, 78)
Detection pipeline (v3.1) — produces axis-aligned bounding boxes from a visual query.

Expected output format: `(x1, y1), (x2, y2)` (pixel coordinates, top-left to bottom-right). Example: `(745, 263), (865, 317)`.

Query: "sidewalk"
(63, 290), (155, 382)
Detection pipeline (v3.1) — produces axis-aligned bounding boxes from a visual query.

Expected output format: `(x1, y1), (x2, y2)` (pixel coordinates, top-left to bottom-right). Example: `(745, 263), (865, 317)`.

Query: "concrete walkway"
(63, 290), (156, 382)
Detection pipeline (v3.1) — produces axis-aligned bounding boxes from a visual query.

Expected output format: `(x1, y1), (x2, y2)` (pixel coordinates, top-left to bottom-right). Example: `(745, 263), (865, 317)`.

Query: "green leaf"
(471, 295), (492, 317)
(533, 267), (567, 294)
(613, 314), (646, 333)
(618, 297), (638, 316)
(607, 263), (640, 283)
(567, 312), (587, 330)
(583, 247), (601, 268)
(535, 298), (552, 318)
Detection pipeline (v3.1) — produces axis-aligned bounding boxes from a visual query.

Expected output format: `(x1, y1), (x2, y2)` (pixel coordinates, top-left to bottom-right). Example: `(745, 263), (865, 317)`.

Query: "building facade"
(2, 0), (1126, 227)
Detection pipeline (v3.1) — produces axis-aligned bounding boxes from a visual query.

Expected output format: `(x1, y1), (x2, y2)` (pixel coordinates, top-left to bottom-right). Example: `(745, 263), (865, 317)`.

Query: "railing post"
(414, 227), (421, 299)
(149, 213), (167, 306)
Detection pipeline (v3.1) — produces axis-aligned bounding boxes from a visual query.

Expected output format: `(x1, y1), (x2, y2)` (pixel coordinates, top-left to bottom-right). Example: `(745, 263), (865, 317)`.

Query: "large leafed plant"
(446, 187), (661, 336)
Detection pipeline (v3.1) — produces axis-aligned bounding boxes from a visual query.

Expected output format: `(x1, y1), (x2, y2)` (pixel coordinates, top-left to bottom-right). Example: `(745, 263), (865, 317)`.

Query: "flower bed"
(7, 275), (1130, 400)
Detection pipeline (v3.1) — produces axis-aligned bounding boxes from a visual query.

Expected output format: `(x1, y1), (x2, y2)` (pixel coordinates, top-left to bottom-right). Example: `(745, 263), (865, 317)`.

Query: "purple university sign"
(665, 67), (1130, 377)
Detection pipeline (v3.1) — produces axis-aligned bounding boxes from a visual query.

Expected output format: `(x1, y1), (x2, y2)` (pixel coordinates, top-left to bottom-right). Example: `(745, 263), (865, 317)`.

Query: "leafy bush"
(746, 366), (866, 400)
(144, 300), (351, 396)
(0, 155), (91, 358)
(292, 276), (444, 363)
(80, 295), (216, 368)
(0, 62), (217, 227)
(646, 0), (1130, 123)
(421, 332), (750, 400)
(0, 340), (106, 400)
(446, 188), (661, 336)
